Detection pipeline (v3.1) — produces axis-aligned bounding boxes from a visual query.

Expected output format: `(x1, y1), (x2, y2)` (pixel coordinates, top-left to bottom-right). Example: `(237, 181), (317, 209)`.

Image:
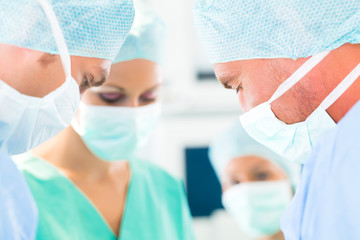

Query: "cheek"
(242, 70), (282, 111)
(238, 78), (267, 112)
(237, 91), (250, 112)
(70, 62), (84, 86)
(80, 91), (106, 106)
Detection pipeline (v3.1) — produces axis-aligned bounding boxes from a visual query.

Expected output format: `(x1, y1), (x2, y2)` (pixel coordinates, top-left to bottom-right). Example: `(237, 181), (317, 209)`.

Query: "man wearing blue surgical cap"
(194, 1), (360, 239)
(0, 0), (134, 239)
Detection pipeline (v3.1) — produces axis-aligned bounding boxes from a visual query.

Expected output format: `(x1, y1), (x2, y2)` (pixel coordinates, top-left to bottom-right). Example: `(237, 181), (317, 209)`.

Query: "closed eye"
(98, 92), (126, 103)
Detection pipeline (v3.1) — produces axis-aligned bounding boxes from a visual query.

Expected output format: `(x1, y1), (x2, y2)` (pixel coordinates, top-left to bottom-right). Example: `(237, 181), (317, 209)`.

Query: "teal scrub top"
(15, 154), (195, 240)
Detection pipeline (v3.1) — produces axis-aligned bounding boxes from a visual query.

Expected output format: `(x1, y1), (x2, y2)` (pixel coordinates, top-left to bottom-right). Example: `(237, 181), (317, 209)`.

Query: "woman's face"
(222, 155), (288, 192)
(81, 59), (162, 107)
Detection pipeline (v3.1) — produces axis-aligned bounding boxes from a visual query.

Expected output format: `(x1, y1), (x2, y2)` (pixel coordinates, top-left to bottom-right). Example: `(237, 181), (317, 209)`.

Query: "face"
(0, 44), (111, 97)
(222, 155), (288, 192)
(213, 58), (328, 124)
(81, 59), (162, 107)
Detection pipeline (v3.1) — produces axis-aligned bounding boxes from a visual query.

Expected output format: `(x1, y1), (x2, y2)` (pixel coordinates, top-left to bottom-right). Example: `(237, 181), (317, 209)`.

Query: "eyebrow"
(144, 83), (161, 92)
(90, 67), (109, 87)
(217, 75), (237, 90)
(90, 77), (106, 88)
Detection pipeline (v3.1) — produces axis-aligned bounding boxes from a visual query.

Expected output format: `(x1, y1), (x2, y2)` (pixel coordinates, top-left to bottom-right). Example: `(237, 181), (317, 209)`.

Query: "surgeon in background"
(0, 0), (134, 239)
(15, 1), (195, 239)
(194, 1), (360, 239)
(209, 122), (300, 240)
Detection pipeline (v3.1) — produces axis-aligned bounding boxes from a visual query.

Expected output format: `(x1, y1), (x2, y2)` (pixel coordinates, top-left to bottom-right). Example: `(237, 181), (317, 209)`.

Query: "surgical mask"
(222, 180), (292, 238)
(0, 0), (80, 155)
(72, 102), (161, 161)
(240, 51), (360, 164)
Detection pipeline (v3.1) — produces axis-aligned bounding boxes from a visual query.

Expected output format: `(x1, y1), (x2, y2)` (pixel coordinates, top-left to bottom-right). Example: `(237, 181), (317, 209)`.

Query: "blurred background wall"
(136, 1), (251, 239)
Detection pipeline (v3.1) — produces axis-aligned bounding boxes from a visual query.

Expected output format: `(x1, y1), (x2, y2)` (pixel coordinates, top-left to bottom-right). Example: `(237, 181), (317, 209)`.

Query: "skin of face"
(0, 44), (111, 97)
(81, 58), (162, 107)
(222, 155), (288, 192)
(213, 43), (360, 124)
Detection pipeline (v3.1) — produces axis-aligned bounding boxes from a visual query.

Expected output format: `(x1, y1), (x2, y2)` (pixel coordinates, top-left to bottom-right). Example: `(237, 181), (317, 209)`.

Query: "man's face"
(0, 45), (111, 98)
(213, 58), (322, 124)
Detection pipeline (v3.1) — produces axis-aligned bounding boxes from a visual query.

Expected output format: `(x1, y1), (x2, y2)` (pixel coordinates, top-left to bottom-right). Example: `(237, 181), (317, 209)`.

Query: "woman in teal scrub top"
(15, 1), (195, 239)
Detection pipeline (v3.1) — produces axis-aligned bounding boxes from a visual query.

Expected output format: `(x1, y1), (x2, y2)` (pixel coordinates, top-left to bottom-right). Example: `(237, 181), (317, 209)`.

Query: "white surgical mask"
(240, 51), (360, 164)
(222, 180), (292, 238)
(0, 0), (80, 155)
(72, 102), (161, 161)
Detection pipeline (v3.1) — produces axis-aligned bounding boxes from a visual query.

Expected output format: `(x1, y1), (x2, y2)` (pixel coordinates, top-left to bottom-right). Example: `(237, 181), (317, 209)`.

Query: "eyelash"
(140, 97), (155, 103)
(79, 78), (89, 92)
(98, 93), (125, 103)
(80, 74), (98, 90)
(235, 84), (243, 94)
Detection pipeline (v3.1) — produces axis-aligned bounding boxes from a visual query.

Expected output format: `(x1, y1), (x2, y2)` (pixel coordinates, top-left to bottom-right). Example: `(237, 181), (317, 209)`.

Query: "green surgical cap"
(0, 0), (135, 60)
(209, 122), (300, 187)
(114, 0), (167, 64)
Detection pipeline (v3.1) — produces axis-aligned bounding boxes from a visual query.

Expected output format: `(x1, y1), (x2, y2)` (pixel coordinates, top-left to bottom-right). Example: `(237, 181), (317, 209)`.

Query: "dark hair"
(38, 53), (57, 67)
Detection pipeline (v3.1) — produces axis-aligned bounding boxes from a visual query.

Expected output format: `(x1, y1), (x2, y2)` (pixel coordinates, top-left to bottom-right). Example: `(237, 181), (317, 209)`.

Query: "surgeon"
(194, 1), (360, 239)
(15, 1), (195, 239)
(209, 122), (300, 240)
(0, 0), (134, 239)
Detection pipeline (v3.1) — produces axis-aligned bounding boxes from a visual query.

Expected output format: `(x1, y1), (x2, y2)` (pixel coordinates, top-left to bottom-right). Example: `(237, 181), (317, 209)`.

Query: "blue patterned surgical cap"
(0, 0), (135, 60)
(194, 0), (360, 63)
(114, 0), (167, 64)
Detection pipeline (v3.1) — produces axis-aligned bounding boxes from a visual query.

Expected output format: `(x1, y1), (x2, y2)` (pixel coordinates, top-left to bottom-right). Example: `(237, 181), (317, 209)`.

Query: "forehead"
(213, 59), (268, 87)
(105, 59), (161, 88)
(225, 155), (284, 175)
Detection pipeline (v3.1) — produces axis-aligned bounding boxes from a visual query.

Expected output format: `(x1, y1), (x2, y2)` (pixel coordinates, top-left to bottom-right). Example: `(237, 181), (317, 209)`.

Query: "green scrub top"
(15, 153), (194, 240)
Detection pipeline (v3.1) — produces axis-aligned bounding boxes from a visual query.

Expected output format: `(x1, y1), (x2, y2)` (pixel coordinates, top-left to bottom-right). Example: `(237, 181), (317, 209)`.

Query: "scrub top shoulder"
(281, 100), (360, 240)
(0, 150), (38, 240)
(15, 153), (195, 240)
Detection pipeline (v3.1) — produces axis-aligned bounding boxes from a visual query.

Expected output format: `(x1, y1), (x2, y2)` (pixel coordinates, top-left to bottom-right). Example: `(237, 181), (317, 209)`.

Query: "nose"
(129, 98), (139, 108)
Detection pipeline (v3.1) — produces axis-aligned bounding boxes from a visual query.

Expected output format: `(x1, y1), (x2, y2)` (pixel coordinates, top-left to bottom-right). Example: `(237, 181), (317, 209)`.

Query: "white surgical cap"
(193, 0), (360, 63)
(209, 122), (300, 187)
(0, 0), (135, 60)
(114, 0), (167, 65)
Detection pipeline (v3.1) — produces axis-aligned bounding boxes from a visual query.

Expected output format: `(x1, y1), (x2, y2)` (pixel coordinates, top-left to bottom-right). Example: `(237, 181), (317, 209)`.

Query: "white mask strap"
(319, 63), (360, 110)
(36, 0), (71, 79)
(269, 51), (330, 103)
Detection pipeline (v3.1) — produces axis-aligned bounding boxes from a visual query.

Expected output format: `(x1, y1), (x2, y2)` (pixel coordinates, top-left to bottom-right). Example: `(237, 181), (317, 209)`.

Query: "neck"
(324, 44), (360, 123)
(32, 126), (110, 179)
(258, 231), (284, 240)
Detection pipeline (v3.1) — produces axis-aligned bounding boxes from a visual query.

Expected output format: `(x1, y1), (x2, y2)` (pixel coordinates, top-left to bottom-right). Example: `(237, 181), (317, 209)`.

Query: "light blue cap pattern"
(114, 0), (167, 64)
(194, 0), (360, 63)
(209, 122), (300, 187)
(0, 0), (135, 60)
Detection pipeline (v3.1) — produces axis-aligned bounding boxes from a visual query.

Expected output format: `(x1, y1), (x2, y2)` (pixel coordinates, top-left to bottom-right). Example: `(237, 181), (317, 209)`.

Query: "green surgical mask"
(72, 102), (161, 161)
(222, 180), (292, 238)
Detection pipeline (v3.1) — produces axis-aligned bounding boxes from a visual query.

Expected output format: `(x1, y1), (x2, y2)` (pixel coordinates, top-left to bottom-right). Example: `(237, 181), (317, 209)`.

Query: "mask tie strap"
(269, 51), (330, 103)
(319, 63), (360, 110)
(36, 0), (71, 80)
